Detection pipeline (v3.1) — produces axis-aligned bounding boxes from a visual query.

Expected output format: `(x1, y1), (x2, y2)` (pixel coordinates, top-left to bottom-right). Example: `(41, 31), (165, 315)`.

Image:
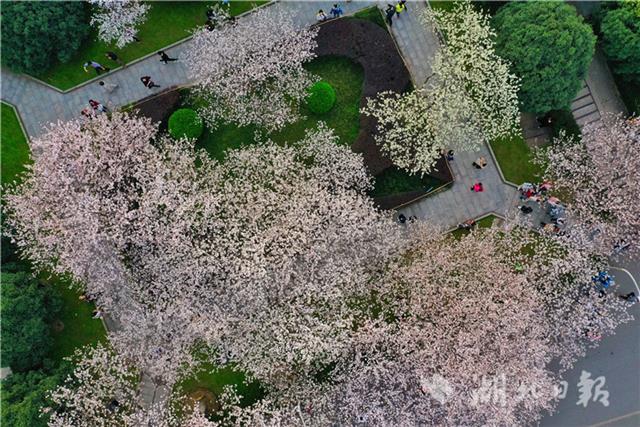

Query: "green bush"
(1, 363), (72, 427)
(493, 2), (596, 114)
(549, 109), (581, 141)
(168, 108), (204, 140)
(1, 2), (90, 75)
(1, 270), (62, 372)
(601, 4), (640, 84)
(307, 81), (337, 114)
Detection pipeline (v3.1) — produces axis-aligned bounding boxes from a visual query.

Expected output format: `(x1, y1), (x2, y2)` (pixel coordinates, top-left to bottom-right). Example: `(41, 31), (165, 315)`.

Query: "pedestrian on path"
(385, 4), (395, 26)
(81, 107), (95, 118)
(89, 99), (109, 113)
(317, 9), (328, 22)
(519, 205), (533, 214)
(105, 51), (125, 67)
(445, 149), (454, 161)
(398, 213), (407, 224)
(158, 51), (178, 64)
(330, 4), (344, 18)
(470, 182), (484, 192)
(395, 0), (407, 18)
(140, 76), (160, 89)
(98, 80), (119, 94)
(83, 60), (109, 75)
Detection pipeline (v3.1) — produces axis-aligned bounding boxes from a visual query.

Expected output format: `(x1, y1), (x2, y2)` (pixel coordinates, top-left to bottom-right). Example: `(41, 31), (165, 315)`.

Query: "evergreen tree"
(493, 2), (596, 114)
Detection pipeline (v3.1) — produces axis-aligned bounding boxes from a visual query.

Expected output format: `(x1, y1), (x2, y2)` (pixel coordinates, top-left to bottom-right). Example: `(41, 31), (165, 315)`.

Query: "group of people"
(80, 49), (178, 118)
(517, 181), (567, 231)
(317, 3), (344, 22)
(385, 1), (408, 26)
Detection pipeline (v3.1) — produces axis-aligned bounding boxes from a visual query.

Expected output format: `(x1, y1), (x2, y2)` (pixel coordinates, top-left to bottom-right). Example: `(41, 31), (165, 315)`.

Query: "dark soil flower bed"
(315, 17), (453, 208)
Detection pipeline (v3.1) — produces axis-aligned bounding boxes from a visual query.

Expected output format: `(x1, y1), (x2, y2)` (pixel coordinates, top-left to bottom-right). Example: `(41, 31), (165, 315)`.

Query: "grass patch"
(429, 1), (457, 13)
(490, 132), (543, 185)
(34, 1), (265, 90)
(1, 102), (31, 186)
(193, 56), (364, 161)
(177, 363), (263, 419)
(451, 215), (497, 239)
(370, 166), (443, 198)
(46, 277), (107, 363)
(350, 6), (387, 31)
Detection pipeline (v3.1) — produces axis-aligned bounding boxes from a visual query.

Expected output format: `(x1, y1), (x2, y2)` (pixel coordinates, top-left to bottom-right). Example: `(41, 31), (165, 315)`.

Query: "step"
(574, 86), (590, 99)
(576, 110), (601, 127)
(571, 95), (594, 111)
(572, 103), (598, 119)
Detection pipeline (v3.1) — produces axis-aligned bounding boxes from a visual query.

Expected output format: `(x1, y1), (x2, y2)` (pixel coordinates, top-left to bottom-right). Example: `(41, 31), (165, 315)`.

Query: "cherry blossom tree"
(184, 6), (318, 131)
(538, 115), (640, 256)
(45, 344), (141, 426)
(363, 1), (520, 175)
(89, 0), (150, 48)
(205, 224), (631, 426)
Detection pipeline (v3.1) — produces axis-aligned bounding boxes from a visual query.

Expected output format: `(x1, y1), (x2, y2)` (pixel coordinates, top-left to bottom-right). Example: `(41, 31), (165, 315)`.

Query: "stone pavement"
(0, 0), (376, 140)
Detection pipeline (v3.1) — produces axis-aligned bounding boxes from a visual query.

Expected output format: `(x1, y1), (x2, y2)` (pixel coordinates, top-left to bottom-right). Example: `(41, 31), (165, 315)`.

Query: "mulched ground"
(315, 18), (452, 208)
(130, 88), (181, 132)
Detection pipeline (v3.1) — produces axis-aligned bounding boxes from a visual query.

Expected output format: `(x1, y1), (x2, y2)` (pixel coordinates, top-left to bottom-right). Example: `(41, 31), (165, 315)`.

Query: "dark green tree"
(1, 270), (61, 372)
(601, 2), (640, 83)
(0, 363), (71, 427)
(493, 2), (596, 114)
(1, 1), (89, 75)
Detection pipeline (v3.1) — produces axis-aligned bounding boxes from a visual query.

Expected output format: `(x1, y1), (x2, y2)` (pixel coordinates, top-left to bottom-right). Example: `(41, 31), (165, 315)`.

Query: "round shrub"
(307, 81), (337, 114)
(168, 108), (204, 140)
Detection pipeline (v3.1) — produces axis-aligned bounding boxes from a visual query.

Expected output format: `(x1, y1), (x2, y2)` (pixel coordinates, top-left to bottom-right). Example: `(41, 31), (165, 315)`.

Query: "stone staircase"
(571, 80), (601, 129)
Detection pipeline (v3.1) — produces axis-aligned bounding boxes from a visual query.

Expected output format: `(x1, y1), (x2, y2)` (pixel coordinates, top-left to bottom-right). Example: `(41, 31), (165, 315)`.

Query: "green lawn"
(35, 1), (265, 90)
(490, 132), (543, 185)
(370, 166), (444, 198)
(46, 278), (107, 363)
(1, 102), (31, 186)
(177, 363), (263, 418)
(193, 56), (364, 161)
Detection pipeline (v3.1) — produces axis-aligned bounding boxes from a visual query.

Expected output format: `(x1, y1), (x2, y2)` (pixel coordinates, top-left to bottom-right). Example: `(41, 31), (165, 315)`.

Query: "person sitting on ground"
(471, 182), (484, 192)
(317, 9), (328, 22)
(472, 156), (488, 169)
(458, 219), (477, 230)
(519, 205), (533, 214)
(398, 213), (407, 224)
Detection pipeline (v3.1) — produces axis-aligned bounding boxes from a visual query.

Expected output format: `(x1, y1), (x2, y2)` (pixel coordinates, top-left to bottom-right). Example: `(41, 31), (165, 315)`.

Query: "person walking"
(395, 0), (407, 18)
(619, 292), (639, 304)
(158, 51), (178, 64)
(105, 51), (125, 67)
(140, 76), (160, 89)
(83, 60), (109, 75)
(98, 80), (119, 94)
(330, 3), (343, 18)
(385, 4), (395, 26)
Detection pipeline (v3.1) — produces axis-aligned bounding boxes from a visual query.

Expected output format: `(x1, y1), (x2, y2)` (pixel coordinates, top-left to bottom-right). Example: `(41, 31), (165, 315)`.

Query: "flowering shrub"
(306, 81), (336, 114)
(89, 0), (149, 48)
(168, 108), (204, 140)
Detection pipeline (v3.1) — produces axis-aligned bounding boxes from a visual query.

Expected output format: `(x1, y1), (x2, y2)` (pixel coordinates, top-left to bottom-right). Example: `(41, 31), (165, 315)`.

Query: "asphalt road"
(540, 254), (640, 427)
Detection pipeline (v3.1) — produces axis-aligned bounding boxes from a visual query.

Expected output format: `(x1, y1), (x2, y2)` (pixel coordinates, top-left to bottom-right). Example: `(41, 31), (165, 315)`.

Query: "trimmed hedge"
(307, 81), (337, 114)
(168, 108), (204, 140)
